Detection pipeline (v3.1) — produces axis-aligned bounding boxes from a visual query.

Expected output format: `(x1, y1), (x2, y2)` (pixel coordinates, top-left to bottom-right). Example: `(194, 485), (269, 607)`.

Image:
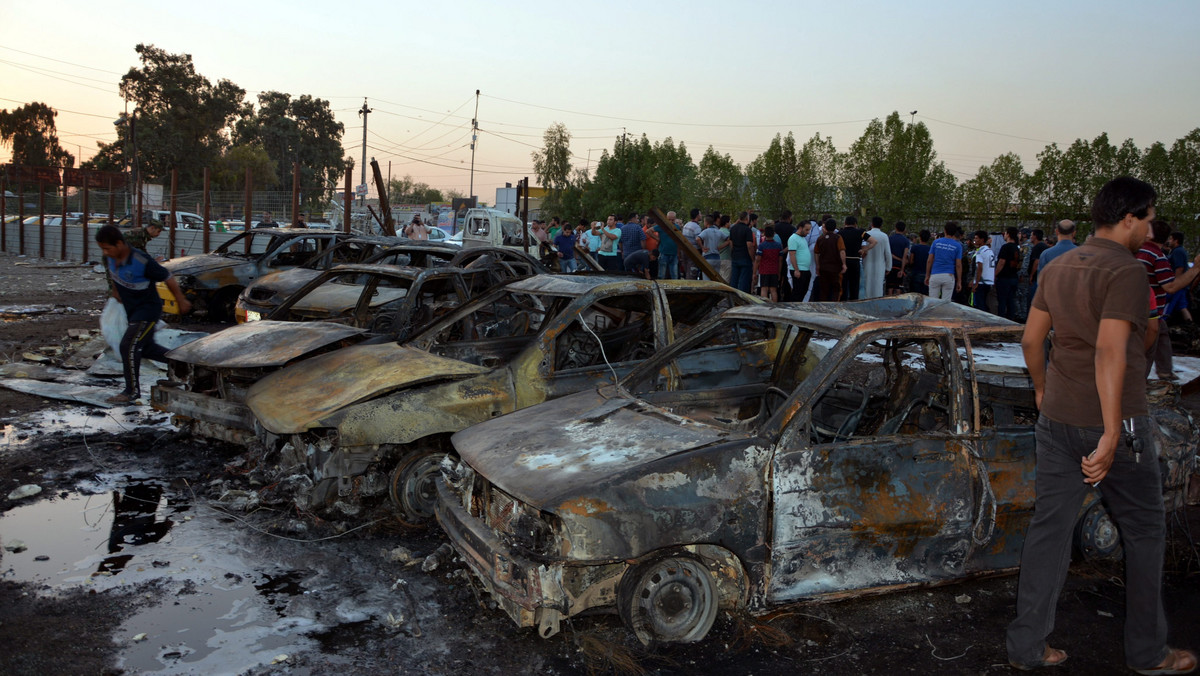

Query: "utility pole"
(469, 89), (479, 201)
(358, 98), (371, 205)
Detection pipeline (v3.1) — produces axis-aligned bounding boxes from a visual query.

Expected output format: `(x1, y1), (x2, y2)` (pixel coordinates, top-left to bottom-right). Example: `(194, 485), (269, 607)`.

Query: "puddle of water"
(1, 482), (321, 673)
(1, 480), (186, 584)
(119, 581), (319, 674)
(2, 406), (171, 447)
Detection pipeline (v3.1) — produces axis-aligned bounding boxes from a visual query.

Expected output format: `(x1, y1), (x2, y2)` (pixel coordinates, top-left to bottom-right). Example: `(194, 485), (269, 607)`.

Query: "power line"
(363, 143), (523, 175)
(0, 60), (118, 94)
(0, 45), (125, 75)
(0, 58), (119, 87)
(481, 93), (874, 129)
(0, 96), (116, 119)
(916, 114), (1060, 145)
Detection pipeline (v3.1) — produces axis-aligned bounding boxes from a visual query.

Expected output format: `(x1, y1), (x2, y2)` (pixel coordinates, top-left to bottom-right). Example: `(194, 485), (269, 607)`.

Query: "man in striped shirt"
(1136, 220), (1200, 379)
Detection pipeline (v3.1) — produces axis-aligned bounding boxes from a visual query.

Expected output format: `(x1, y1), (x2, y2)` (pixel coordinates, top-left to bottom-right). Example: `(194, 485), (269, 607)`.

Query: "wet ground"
(1, 254), (1199, 675)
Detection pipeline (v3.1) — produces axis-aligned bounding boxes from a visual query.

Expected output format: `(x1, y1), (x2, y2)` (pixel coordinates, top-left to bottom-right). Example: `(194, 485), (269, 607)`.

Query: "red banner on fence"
(62, 168), (126, 189)
(1, 164), (62, 186)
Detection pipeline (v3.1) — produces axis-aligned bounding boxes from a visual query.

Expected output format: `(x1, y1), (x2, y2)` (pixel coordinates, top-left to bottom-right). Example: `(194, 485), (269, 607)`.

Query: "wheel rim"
(630, 557), (718, 644)
(389, 452), (445, 525)
(1079, 502), (1122, 561)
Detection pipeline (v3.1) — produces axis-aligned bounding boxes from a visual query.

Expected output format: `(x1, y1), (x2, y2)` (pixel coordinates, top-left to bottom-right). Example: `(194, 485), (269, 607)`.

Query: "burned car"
(235, 242), (541, 323)
(157, 228), (348, 321)
(152, 264), (497, 444)
(234, 235), (409, 323)
(435, 296), (1198, 645)
(243, 276), (759, 519)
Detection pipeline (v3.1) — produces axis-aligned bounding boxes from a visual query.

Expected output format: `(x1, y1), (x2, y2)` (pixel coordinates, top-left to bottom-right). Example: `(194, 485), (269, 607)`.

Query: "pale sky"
(3, 0), (1198, 203)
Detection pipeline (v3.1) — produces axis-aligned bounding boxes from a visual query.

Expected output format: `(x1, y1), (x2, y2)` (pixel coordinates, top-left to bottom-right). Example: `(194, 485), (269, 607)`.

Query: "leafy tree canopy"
(0, 102), (74, 167)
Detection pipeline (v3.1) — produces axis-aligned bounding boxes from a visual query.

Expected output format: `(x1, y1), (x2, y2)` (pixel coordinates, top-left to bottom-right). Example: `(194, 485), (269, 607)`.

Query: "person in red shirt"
(755, 225), (783, 301)
(1135, 220), (1200, 379)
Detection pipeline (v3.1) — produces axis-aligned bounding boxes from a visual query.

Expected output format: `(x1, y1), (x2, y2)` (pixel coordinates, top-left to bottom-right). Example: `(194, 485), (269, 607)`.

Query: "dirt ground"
(1, 254), (1198, 675)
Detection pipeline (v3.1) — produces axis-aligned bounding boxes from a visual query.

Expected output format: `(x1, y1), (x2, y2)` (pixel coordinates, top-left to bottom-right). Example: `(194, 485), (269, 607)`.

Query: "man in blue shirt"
(1165, 230), (1193, 322)
(887, 221), (911, 295)
(553, 226), (579, 273)
(619, 212), (646, 267)
(908, 229), (932, 295)
(96, 225), (191, 404)
(654, 211), (680, 280)
(924, 222), (963, 300)
(1035, 220), (1077, 273)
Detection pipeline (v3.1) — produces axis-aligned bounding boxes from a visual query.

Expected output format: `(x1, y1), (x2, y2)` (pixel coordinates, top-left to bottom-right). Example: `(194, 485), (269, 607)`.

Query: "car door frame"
(766, 325), (979, 603)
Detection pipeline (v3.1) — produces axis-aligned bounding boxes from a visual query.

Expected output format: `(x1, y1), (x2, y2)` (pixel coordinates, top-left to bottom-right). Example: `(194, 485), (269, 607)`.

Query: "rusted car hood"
(246, 343), (490, 434)
(248, 267), (321, 297)
(164, 254), (240, 277)
(165, 321), (366, 368)
(453, 388), (744, 509)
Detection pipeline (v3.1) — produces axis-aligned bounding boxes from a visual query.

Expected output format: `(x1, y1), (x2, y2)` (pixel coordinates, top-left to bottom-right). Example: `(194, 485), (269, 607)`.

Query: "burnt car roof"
(721, 294), (1018, 335)
(502, 274), (735, 296)
(344, 235), (408, 245)
(316, 263), (440, 279)
(248, 227), (344, 235)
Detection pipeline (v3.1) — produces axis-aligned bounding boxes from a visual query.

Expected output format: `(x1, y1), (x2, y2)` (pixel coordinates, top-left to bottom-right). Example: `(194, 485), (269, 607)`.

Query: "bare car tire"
(1075, 499), (1123, 562)
(389, 447), (447, 528)
(618, 554), (719, 646)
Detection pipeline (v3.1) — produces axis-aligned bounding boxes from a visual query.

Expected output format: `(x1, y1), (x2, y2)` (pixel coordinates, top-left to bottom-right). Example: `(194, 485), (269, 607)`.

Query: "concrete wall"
(0, 223), (242, 262)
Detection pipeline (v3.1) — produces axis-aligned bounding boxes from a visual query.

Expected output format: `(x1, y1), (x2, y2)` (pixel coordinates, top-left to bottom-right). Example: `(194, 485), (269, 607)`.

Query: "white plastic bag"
(100, 297), (127, 357)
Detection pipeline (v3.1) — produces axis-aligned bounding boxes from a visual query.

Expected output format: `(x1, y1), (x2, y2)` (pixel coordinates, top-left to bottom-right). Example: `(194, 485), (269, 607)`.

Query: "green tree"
(746, 133), (798, 216)
(1027, 142), (1068, 217)
(1140, 142), (1173, 207)
(532, 122), (573, 216)
(92, 43), (246, 188)
(0, 102), (74, 167)
(234, 91), (346, 204)
(955, 152), (1027, 225)
(583, 133), (697, 218)
(1168, 128), (1200, 226)
(843, 112), (949, 220)
(691, 146), (745, 215)
(792, 133), (844, 216)
(386, 174), (442, 204)
(212, 143), (277, 190)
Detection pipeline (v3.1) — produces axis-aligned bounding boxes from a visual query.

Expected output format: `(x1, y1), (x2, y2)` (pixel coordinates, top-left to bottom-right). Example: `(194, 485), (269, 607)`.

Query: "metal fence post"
(243, 169), (253, 254)
(169, 168), (178, 259)
(203, 168), (211, 254)
(81, 171), (90, 263)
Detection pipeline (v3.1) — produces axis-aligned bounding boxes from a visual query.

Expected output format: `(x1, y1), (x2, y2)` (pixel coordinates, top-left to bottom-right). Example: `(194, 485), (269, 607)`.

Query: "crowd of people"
(537, 209), (1199, 329)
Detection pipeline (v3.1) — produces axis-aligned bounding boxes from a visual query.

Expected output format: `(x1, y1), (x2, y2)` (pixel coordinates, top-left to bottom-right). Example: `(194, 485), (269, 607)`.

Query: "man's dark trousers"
(1006, 415), (1168, 670)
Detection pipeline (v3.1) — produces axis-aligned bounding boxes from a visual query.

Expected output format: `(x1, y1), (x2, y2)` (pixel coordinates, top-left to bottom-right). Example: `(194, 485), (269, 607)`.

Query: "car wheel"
(618, 554), (719, 646)
(389, 447), (446, 528)
(1075, 499), (1123, 562)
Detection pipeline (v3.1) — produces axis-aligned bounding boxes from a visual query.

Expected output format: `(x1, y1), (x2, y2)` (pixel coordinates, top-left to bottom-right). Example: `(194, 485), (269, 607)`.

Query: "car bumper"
(435, 478), (573, 635)
(150, 381), (257, 445)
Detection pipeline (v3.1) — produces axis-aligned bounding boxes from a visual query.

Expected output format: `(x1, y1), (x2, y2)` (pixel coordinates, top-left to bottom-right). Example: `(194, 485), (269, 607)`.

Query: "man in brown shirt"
(1007, 177), (1195, 674)
(813, 218), (846, 301)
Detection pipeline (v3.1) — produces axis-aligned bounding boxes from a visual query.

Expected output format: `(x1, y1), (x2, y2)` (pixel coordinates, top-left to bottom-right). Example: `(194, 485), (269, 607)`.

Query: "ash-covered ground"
(1, 253), (1197, 675)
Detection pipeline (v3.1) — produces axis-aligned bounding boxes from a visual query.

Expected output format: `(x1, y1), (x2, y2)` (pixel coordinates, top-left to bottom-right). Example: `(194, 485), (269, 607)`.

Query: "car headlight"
(245, 310), (262, 322)
(176, 275), (195, 288)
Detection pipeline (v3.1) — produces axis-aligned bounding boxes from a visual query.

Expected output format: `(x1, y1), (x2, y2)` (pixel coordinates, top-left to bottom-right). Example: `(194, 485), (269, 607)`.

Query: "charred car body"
(234, 235), (410, 323)
(234, 241), (545, 323)
(152, 263), (503, 444)
(243, 276), (759, 518)
(435, 296), (1198, 645)
(157, 228), (348, 321)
